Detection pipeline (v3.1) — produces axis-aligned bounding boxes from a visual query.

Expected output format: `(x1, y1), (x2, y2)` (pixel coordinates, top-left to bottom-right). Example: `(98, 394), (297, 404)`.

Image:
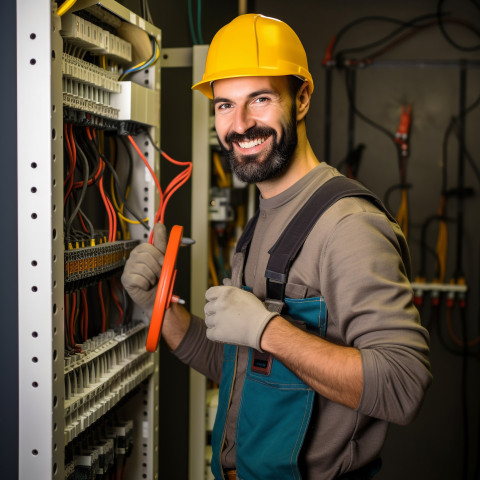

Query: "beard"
(217, 105), (298, 184)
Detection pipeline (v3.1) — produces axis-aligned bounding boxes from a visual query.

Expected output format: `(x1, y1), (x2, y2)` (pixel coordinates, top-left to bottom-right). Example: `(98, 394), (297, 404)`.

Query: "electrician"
(122, 14), (432, 480)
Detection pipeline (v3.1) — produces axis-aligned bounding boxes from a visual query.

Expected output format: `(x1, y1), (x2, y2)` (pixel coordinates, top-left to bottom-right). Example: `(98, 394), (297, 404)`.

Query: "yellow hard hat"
(191, 14), (314, 99)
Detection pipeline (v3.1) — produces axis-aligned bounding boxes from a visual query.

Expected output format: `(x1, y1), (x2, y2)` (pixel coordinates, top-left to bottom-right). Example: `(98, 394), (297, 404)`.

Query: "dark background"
(2, 0), (479, 479)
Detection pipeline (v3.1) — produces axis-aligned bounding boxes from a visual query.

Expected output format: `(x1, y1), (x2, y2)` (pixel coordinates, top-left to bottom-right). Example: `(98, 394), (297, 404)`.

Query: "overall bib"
(211, 177), (391, 480)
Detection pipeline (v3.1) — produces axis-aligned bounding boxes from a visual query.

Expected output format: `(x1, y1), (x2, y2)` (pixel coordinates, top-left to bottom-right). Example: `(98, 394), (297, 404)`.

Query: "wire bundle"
(127, 132), (193, 244)
(64, 277), (128, 352)
(118, 37), (160, 81)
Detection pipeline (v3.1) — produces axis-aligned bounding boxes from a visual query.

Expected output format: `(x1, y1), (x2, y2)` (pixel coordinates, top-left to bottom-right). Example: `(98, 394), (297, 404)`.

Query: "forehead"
(212, 76), (289, 100)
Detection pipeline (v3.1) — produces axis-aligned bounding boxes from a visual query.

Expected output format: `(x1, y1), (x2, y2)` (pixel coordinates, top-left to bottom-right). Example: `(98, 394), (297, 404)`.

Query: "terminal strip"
(64, 322), (154, 444)
(62, 52), (121, 119)
(61, 13), (132, 63)
(64, 239), (139, 289)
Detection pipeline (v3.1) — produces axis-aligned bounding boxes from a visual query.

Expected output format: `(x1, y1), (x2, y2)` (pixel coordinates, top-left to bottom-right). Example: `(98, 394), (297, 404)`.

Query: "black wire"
(418, 214), (444, 279)
(437, 0), (480, 51)
(144, 128), (161, 154)
(335, 12), (443, 61)
(460, 306), (469, 480)
(115, 136), (134, 199)
(87, 138), (149, 230)
(75, 128), (99, 184)
(119, 136), (135, 194)
(122, 287), (129, 325)
(102, 157), (149, 229)
(78, 208), (95, 239)
(441, 92), (480, 193)
(66, 141), (90, 242)
(344, 67), (397, 144)
(383, 183), (412, 216)
(435, 305), (464, 356)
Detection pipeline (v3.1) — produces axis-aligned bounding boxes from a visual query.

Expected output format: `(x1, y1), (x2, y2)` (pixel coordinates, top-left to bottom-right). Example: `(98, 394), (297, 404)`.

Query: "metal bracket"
(161, 47), (193, 68)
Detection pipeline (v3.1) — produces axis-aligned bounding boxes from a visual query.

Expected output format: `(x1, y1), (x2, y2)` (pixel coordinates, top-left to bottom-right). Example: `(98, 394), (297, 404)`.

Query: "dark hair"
(287, 76), (307, 99)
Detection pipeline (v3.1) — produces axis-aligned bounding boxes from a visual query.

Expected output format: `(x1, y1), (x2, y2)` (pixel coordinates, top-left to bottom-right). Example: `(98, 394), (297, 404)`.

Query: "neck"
(257, 125), (319, 199)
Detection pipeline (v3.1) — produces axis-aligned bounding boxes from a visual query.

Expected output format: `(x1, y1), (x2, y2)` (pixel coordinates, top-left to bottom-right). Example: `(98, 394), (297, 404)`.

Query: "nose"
(233, 105), (255, 134)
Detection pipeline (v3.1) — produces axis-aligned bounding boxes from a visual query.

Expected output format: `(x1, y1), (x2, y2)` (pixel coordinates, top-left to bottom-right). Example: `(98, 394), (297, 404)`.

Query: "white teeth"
(238, 137), (267, 149)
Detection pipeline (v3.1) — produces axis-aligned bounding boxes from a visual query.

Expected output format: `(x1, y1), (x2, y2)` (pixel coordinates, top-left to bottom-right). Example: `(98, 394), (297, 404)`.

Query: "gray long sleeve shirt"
(174, 162), (432, 479)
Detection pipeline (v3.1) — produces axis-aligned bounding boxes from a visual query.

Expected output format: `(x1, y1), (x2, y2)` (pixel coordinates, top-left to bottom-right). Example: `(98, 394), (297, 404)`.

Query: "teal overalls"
(211, 177), (390, 480)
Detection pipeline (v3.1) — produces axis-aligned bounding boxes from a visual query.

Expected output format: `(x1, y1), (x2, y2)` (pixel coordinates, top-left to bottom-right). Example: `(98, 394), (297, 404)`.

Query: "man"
(122, 14), (432, 480)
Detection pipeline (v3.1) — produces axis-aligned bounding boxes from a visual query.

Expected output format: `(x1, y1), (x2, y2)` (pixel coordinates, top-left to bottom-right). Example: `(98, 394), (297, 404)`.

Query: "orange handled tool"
(146, 224), (184, 352)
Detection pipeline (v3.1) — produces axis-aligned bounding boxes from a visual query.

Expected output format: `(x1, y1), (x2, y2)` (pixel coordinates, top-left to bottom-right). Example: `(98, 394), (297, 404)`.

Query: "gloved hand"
(121, 223), (167, 314)
(204, 286), (278, 351)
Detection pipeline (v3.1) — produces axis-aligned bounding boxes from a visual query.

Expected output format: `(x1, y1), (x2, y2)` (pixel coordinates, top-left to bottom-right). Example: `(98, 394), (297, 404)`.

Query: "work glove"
(204, 286), (278, 351)
(121, 223), (167, 314)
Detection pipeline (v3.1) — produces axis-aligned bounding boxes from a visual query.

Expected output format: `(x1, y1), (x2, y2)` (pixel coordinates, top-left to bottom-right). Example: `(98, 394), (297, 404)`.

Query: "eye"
(216, 103), (232, 111)
(254, 96), (269, 104)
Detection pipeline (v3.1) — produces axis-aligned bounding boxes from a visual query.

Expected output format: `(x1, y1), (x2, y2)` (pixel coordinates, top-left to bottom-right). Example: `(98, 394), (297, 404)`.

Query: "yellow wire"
(436, 220), (448, 283)
(57, 0), (77, 16)
(434, 196), (448, 283)
(208, 245), (219, 286)
(107, 137), (129, 239)
(117, 211), (149, 225)
(213, 151), (230, 188)
(119, 40), (160, 81)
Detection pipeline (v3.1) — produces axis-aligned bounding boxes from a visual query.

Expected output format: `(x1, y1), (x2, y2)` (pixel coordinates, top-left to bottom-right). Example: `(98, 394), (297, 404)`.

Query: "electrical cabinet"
(17, 1), (161, 478)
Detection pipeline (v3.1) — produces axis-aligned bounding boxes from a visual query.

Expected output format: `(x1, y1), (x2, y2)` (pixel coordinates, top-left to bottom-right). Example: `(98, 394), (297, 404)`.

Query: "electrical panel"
(17, 1), (161, 479)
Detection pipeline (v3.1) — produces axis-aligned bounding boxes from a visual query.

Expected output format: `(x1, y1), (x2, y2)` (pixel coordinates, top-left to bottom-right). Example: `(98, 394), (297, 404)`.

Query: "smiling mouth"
(236, 137), (269, 149)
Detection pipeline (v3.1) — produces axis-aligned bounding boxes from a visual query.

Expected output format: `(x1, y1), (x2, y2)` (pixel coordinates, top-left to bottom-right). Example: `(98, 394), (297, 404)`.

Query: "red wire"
(69, 291), (76, 348)
(73, 159), (103, 189)
(161, 167), (192, 221)
(77, 211), (90, 234)
(126, 134), (192, 243)
(81, 289), (88, 341)
(98, 281), (106, 333)
(64, 124), (76, 206)
(67, 125), (76, 201)
(88, 127), (117, 242)
(110, 279), (124, 326)
(127, 134), (163, 204)
(109, 194), (118, 241)
(64, 294), (69, 347)
(63, 123), (73, 186)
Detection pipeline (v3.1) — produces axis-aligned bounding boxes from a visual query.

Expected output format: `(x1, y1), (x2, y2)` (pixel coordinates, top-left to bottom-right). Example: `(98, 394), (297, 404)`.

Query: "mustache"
(224, 126), (276, 146)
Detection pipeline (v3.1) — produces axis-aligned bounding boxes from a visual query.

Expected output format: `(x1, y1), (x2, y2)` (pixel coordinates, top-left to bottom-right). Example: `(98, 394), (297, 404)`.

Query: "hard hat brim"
(192, 70), (314, 100)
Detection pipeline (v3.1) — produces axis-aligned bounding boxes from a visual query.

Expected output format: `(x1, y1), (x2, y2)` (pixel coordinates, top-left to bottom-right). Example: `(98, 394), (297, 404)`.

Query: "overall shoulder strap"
(265, 176), (392, 300)
(235, 209), (260, 254)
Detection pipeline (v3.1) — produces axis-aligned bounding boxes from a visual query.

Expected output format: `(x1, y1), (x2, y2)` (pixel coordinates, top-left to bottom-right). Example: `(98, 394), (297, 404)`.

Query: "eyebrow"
(213, 89), (279, 105)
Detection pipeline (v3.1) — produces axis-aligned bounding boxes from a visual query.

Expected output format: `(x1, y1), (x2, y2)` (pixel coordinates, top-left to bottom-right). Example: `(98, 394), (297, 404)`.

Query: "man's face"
(213, 76), (298, 184)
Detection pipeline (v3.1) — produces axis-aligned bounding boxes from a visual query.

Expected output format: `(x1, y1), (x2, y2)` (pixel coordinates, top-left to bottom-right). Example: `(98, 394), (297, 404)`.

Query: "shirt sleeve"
(172, 314), (224, 384)
(320, 206), (432, 425)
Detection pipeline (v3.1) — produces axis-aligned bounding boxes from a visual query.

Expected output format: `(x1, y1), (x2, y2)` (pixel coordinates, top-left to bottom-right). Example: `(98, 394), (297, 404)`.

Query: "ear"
(296, 82), (311, 122)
